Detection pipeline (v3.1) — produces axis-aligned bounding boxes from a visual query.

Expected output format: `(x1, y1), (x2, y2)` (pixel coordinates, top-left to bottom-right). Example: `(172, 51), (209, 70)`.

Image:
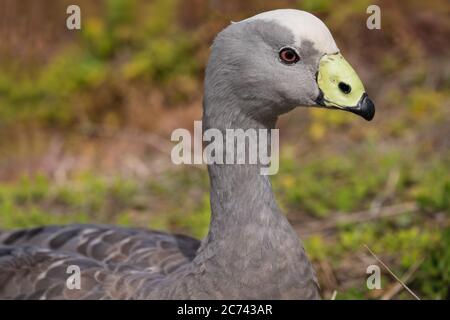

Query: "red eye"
(279, 48), (300, 64)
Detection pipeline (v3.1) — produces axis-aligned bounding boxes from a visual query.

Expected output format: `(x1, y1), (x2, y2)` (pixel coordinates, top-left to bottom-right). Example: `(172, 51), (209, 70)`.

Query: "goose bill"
(315, 53), (375, 121)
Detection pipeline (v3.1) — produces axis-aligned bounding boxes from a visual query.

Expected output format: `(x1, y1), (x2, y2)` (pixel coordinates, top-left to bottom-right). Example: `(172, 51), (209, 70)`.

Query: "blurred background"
(0, 0), (448, 299)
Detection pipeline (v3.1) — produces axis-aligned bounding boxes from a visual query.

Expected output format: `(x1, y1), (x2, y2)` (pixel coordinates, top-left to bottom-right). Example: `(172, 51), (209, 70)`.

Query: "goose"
(0, 9), (374, 299)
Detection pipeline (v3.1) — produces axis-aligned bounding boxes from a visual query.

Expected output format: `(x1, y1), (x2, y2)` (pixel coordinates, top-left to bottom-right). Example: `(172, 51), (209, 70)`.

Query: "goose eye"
(279, 48), (300, 64)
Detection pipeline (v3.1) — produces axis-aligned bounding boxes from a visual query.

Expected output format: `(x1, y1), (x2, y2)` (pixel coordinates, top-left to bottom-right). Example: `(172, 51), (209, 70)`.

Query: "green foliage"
(414, 228), (450, 299)
(0, 0), (199, 128)
(0, 175), (89, 228)
(304, 234), (330, 260)
(406, 87), (446, 121)
(275, 150), (396, 217)
(415, 159), (450, 213)
(173, 194), (211, 239)
(0, 174), (141, 228)
(275, 148), (450, 220)
(279, 149), (448, 299)
(308, 108), (355, 141)
(298, 0), (333, 13)
(334, 287), (367, 300)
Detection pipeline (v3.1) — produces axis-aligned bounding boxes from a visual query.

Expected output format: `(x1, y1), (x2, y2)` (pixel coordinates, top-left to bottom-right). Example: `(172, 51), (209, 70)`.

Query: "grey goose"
(0, 9), (374, 299)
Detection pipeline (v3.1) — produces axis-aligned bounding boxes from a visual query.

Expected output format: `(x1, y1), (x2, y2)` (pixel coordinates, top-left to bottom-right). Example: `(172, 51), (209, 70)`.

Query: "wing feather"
(0, 225), (200, 299)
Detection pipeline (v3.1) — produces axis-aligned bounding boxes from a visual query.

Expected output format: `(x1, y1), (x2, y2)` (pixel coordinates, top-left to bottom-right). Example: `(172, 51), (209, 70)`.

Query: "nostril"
(338, 82), (351, 94)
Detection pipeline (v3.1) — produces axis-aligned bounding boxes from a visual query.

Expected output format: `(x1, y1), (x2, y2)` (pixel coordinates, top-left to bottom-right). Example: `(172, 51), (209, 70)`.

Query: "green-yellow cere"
(317, 53), (365, 108)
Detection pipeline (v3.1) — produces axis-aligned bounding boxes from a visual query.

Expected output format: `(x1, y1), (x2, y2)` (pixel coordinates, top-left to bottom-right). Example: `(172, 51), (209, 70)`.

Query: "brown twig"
(363, 244), (421, 300)
(318, 260), (339, 290)
(381, 258), (424, 300)
(330, 290), (337, 300)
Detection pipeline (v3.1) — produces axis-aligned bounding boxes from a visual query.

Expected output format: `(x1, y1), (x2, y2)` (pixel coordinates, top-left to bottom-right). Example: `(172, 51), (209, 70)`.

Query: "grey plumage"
(0, 225), (200, 299)
(0, 9), (366, 299)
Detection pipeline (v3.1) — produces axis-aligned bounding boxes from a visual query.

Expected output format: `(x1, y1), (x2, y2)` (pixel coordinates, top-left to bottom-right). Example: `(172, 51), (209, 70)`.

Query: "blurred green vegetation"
(0, 0), (449, 299)
(0, 0), (200, 128)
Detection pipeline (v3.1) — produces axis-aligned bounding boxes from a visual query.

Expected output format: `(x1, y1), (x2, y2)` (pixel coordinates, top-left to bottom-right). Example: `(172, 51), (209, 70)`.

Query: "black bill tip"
(315, 90), (375, 121)
(347, 93), (375, 121)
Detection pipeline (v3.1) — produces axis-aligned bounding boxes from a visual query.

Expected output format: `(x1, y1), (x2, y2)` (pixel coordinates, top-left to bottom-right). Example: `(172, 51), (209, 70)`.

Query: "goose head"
(204, 9), (375, 124)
